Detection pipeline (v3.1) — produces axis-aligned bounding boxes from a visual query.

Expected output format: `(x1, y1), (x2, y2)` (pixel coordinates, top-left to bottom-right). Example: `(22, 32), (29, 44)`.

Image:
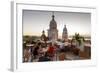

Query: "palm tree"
(72, 33), (85, 48)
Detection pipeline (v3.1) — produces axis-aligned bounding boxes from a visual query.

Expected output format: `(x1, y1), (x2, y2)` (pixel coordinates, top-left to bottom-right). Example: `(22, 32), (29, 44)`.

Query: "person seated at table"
(59, 44), (65, 52)
(33, 43), (41, 59)
(38, 45), (45, 57)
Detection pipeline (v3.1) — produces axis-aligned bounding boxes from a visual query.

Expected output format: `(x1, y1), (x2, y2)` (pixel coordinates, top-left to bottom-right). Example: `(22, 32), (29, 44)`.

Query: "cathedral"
(41, 12), (68, 42)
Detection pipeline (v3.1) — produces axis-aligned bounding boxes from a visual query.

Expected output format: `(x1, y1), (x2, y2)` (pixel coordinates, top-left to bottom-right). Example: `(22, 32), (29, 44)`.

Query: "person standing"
(23, 47), (31, 62)
(47, 43), (55, 61)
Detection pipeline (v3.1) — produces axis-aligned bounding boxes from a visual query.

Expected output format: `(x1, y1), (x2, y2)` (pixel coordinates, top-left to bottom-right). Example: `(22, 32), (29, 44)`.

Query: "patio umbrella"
(26, 44), (34, 47)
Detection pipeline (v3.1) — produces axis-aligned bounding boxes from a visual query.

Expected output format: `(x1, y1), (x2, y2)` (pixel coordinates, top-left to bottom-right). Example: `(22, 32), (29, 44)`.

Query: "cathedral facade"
(48, 14), (58, 41)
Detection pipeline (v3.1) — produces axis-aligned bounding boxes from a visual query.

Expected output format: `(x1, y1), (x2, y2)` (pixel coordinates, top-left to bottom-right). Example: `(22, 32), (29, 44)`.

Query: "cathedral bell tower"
(62, 25), (68, 41)
(48, 12), (58, 41)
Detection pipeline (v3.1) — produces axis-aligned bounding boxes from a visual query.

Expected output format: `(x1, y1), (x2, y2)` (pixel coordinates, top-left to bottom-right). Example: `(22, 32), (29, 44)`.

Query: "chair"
(59, 53), (66, 61)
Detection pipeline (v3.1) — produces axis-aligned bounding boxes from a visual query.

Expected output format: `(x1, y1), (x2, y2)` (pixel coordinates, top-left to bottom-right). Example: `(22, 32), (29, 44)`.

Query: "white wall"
(0, 0), (100, 73)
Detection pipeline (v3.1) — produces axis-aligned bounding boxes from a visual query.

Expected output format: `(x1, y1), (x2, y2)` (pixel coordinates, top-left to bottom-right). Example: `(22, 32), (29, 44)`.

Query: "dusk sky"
(23, 10), (91, 38)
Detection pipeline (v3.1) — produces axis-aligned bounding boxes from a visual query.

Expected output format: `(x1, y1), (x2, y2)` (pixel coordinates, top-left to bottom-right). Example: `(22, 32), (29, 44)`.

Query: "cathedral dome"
(50, 15), (57, 29)
(41, 30), (47, 41)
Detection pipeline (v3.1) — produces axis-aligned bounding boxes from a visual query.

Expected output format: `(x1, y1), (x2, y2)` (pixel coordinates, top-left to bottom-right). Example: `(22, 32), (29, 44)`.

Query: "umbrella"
(26, 44), (34, 47)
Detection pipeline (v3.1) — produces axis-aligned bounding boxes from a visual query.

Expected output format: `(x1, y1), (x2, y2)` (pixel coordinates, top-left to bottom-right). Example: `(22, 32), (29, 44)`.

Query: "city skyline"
(23, 10), (91, 38)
